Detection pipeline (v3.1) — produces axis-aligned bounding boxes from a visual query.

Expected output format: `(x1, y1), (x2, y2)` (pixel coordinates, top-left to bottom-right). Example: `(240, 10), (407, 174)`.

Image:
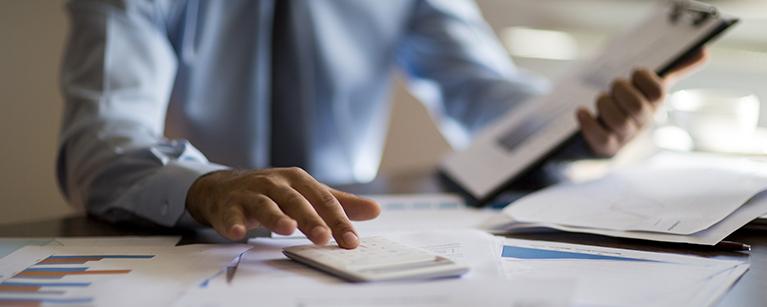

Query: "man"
(58, 0), (706, 249)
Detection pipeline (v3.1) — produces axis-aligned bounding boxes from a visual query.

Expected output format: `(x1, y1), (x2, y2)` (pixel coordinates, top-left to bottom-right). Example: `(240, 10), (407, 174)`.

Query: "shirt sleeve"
(58, 0), (227, 227)
(394, 0), (551, 149)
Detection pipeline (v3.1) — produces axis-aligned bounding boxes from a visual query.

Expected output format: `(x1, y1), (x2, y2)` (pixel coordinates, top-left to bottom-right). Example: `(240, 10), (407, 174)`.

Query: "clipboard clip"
(669, 0), (718, 26)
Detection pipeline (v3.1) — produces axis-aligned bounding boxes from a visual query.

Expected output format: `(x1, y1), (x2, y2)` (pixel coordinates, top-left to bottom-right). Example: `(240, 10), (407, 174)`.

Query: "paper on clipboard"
(440, 0), (738, 204)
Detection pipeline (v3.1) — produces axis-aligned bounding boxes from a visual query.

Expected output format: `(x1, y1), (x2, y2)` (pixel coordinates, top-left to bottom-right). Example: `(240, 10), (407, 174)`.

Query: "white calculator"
(282, 237), (469, 282)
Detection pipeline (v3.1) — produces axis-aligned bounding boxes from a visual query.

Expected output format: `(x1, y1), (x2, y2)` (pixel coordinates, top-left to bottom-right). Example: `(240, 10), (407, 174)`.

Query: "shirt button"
(160, 201), (169, 216)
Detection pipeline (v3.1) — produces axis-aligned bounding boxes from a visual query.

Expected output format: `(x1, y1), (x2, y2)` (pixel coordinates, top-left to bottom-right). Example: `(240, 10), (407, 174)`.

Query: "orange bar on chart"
(0, 302), (42, 306)
(0, 285), (42, 291)
(16, 270), (131, 277)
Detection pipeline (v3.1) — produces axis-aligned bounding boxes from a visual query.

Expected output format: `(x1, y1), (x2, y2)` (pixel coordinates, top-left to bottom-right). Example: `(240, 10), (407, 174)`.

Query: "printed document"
(0, 244), (251, 307)
(504, 152), (767, 235)
(501, 238), (749, 306)
(173, 230), (573, 307)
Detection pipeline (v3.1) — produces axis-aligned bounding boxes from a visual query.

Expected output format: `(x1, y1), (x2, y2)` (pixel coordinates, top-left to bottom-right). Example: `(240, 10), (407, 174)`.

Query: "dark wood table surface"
(1, 171), (764, 306)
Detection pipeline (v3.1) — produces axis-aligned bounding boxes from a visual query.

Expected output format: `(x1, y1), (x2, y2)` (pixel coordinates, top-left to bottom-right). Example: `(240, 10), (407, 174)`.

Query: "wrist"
(185, 170), (233, 227)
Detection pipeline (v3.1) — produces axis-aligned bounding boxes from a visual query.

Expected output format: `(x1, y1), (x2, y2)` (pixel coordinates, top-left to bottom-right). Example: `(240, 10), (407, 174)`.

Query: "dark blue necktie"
(270, 0), (309, 169)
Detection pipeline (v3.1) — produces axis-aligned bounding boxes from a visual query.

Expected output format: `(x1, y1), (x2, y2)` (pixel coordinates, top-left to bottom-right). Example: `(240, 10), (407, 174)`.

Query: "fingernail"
(342, 232), (358, 246)
(311, 226), (328, 240)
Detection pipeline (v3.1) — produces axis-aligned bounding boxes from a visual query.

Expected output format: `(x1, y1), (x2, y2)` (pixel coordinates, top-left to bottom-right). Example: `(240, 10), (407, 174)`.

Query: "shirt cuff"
(176, 209), (205, 229)
(133, 160), (229, 227)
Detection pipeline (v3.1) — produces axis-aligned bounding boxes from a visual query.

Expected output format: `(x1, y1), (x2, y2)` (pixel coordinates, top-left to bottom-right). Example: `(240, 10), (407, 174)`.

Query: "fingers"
(252, 174), (332, 246)
(577, 108), (620, 157)
(217, 205), (248, 240)
(579, 66), (670, 157)
(664, 47), (710, 83)
(186, 168), (381, 249)
(277, 168), (360, 248)
(677, 48), (709, 71)
(632, 68), (665, 105)
(205, 192), (292, 241)
(241, 194), (297, 235)
(327, 186), (381, 221)
(597, 90), (639, 142)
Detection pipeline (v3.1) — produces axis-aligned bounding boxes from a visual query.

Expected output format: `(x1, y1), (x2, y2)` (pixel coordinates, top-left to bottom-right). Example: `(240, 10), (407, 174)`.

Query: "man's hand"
(577, 48), (710, 157)
(185, 168), (381, 249)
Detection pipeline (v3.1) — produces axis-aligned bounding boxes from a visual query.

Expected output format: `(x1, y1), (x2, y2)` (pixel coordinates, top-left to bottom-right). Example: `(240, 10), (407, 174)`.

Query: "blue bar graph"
(501, 245), (654, 262)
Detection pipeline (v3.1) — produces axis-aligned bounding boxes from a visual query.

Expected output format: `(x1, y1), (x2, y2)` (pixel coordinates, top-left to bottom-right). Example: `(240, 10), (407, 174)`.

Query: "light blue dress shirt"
(58, 0), (550, 227)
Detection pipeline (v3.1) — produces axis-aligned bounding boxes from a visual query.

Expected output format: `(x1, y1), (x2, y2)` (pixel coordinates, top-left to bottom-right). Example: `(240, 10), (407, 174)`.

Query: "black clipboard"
(440, 0), (739, 206)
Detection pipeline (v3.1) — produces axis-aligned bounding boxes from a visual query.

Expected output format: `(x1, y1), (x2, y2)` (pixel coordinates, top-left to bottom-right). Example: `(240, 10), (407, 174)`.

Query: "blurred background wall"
(0, 1), (74, 225)
(1, 0), (766, 226)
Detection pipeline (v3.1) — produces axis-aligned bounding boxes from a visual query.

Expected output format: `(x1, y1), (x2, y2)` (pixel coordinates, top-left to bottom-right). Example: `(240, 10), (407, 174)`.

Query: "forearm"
(58, 118), (229, 226)
(58, 0), (228, 227)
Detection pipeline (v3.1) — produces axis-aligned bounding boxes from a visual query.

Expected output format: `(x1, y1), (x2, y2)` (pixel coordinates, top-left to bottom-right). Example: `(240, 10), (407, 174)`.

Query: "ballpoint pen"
(714, 240), (751, 251)
(226, 253), (244, 284)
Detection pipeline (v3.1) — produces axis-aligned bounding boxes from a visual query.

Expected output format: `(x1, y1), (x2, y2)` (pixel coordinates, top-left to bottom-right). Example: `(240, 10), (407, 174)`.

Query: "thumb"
(663, 47), (709, 87)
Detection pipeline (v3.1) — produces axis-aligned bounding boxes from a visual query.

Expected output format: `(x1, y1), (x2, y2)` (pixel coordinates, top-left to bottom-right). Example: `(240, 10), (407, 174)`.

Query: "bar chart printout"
(0, 244), (252, 307)
(0, 254), (153, 306)
(500, 238), (749, 306)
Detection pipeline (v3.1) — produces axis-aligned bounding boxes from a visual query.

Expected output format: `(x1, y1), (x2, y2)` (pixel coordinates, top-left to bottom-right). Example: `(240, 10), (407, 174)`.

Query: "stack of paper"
(499, 152), (767, 245)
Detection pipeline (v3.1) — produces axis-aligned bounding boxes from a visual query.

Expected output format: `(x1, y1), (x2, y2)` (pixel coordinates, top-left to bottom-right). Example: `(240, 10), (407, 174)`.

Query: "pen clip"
(669, 0), (718, 26)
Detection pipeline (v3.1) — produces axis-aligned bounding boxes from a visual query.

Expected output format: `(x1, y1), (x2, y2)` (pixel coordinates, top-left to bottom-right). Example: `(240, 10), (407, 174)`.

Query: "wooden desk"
(1, 171), (764, 306)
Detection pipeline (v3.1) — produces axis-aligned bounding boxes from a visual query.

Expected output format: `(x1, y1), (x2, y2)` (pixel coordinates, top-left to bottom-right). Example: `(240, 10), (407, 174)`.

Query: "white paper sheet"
(487, 188), (767, 245)
(355, 194), (499, 236)
(0, 244), (251, 307)
(383, 229), (506, 280)
(540, 188), (767, 245)
(0, 236), (182, 260)
(504, 152), (767, 235)
(501, 238), (749, 307)
(173, 279), (573, 307)
(174, 280), (573, 307)
(174, 230), (573, 307)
